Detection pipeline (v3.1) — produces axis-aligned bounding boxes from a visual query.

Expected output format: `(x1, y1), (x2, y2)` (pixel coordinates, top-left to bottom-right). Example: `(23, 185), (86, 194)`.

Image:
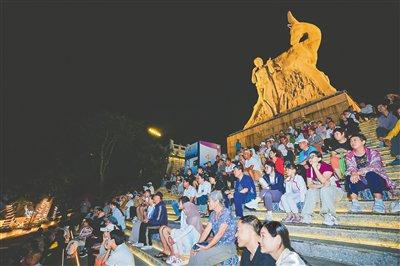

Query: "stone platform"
(227, 91), (359, 158)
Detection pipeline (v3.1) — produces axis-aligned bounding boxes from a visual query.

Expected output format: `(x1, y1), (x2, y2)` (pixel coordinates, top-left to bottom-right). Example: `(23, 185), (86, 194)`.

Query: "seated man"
(345, 133), (397, 213)
(243, 149), (263, 181)
(307, 128), (324, 152)
(138, 192), (168, 249)
(109, 201), (126, 231)
(327, 127), (352, 179)
(359, 102), (376, 120)
(376, 103), (398, 142)
(301, 151), (343, 226)
(384, 119), (400, 166)
(105, 229), (135, 265)
(195, 174), (211, 215)
(227, 164), (256, 217)
(172, 178), (196, 218)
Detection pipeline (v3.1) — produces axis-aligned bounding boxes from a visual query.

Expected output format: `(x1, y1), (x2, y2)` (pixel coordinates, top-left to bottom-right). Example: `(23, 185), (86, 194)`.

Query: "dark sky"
(3, 1), (399, 178)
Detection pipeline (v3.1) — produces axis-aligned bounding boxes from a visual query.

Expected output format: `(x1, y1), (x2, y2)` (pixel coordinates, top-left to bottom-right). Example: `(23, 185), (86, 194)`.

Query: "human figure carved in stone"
(244, 11), (338, 129)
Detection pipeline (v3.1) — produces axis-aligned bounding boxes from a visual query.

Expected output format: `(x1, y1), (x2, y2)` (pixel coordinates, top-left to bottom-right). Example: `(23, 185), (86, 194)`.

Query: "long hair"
(262, 221), (309, 265)
(263, 221), (293, 251)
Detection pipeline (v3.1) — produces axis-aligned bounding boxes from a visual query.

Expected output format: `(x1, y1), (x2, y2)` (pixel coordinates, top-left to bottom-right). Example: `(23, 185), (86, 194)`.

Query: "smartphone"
(192, 241), (209, 251)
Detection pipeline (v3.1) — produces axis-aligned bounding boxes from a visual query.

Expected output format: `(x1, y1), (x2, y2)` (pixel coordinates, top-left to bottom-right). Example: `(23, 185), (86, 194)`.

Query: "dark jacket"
(262, 172), (285, 194)
(149, 201), (168, 226)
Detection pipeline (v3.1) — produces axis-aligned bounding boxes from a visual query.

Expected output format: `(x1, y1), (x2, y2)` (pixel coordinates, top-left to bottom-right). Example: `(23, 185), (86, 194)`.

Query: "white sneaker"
(350, 202), (362, 213)
(140, 245), (152, 250)
(390, 201), (400, 213)
(302, 214), (312, 224)
(166, 256), (177, 264)
(133, 243), (144, 247)
(323, 213), (336, 226)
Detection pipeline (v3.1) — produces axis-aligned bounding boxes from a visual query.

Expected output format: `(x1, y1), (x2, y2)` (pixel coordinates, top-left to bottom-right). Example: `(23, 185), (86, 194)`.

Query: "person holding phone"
(188, 191), (237, 266)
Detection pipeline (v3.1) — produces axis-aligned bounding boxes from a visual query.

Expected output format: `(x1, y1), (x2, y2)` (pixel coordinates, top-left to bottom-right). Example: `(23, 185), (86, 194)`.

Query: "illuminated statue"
(244, 11), (337, 129)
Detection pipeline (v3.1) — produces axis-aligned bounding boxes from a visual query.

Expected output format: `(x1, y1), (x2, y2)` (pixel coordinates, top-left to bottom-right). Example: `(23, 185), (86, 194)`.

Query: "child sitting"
(280, 163), (307, 223)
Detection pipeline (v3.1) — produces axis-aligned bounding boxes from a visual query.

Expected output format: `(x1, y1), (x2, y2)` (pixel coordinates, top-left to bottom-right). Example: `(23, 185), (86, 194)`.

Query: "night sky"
(3, 1), (399, 180)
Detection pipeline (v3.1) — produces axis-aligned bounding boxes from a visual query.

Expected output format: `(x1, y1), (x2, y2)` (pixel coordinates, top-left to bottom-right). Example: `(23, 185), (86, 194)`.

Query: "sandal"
(155, 252), (169, 258)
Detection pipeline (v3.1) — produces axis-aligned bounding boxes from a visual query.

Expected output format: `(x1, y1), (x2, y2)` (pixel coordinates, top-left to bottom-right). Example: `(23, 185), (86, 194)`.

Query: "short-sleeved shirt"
(240, 246), (276, 266)
(209, 208), (236, 246)
(330, 139), (351, 152)
(183, 186), (197, 199)
(106, 243), (135, 266)
(298, 146), (317, 163)
(306, 162), (339, 188)
(245, 157), (263, 172)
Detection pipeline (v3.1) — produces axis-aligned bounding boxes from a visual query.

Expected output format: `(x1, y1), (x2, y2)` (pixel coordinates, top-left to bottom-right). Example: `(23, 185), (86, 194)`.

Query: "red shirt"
(271, 157), (285, 175)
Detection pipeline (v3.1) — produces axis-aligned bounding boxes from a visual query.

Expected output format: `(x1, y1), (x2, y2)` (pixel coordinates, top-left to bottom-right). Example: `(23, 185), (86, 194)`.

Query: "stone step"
(165, 199), (399, 217)
(292, 237), (399, 265)
(123, 229), (399, 266)
(285, 223), (399, 249)
(162, 208), (400, 230)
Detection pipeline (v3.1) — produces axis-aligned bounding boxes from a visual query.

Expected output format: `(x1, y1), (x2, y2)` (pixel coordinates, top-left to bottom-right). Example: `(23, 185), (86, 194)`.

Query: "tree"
(81, 111), (140, 194)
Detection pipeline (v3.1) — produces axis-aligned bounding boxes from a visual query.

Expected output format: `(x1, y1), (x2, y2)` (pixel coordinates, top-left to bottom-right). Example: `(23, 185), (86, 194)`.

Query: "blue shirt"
(112, 207), (126, 230)
(235, 141), (242, 152)
(209, 208), (236, 246)
(378, 112), (398, 131)
(235, 174), (256, 200)
(298, 146), (317, 164)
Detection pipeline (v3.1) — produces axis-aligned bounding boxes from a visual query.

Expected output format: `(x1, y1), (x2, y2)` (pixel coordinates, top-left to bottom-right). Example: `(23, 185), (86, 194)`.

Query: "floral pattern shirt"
(209, 208), (236, 246)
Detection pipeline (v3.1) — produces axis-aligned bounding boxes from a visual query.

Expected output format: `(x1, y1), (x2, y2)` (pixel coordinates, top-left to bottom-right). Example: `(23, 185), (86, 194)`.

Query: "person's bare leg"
(161, 226), (174, 256)
(159, 226), (169, 254)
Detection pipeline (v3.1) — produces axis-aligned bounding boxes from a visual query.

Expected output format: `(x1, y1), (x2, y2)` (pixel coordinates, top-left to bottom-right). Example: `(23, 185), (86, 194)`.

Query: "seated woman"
(301, 151), (344, 226)
(260, 221), (306, 266)
(259, 161), (285, 221)
(157, 196), (203, 264)
(280, 163), (307, 223)
(268, 148), (285, 176)
(236, 215), (275, 266)
(345, 133), (396, 213)
(226, 164), (256, 217)
(188, 191), (237, 266)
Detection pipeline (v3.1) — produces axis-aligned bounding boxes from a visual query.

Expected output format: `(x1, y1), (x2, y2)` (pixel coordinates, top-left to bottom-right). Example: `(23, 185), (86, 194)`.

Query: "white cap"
(295, 137), (308, 144)
(260, 142), (266, 145)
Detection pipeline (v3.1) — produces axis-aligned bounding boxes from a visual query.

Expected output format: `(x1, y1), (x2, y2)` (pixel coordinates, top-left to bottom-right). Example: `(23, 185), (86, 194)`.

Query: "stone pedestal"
(227, 91), (359, 158)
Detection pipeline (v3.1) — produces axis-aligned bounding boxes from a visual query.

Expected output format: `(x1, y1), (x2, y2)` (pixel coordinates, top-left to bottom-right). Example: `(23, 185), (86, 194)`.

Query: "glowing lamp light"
(147, 127), (162, 138)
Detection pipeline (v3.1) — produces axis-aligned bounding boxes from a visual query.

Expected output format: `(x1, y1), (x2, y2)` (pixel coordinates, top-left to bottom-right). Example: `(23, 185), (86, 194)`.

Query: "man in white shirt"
(263, 138), (274, 161)
(244, 149), (263, 181)
(196, 174), (212, 214)
(106, 230), (135, 266)
(171, 178), (197, 219)
(277, 135), (295, 162)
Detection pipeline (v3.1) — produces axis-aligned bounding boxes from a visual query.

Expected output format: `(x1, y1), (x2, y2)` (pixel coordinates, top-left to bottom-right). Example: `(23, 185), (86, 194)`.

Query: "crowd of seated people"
(165, 97), (399, 227)
(54, 96), (395, 266)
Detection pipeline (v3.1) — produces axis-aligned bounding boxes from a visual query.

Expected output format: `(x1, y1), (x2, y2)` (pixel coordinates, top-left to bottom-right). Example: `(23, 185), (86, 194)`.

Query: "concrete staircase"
(124, 119), (400, 265)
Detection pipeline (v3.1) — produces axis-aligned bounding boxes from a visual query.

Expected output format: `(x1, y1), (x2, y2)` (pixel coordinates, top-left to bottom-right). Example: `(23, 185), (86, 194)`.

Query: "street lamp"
(147, 127), (162, 138)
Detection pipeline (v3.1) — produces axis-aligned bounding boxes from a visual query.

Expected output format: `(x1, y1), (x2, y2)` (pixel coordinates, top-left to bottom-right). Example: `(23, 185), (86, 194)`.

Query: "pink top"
(306, 162), (340, 188)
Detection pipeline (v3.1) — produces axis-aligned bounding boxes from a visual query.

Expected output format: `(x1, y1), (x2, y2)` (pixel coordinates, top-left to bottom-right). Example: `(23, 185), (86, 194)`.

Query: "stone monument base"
(227, 91), (359, 158)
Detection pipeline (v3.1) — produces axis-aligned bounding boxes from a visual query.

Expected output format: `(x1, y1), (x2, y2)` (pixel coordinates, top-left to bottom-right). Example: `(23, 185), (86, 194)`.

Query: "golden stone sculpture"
(244, 11), (338, 129)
